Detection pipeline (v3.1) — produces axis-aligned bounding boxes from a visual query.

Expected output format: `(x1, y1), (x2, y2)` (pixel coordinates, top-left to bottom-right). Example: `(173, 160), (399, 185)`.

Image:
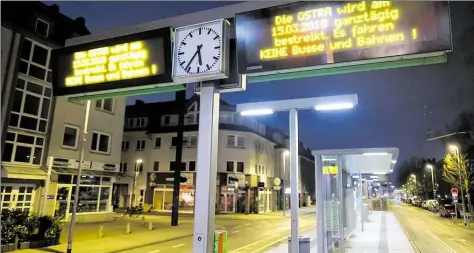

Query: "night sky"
(50, 1), (474, 166)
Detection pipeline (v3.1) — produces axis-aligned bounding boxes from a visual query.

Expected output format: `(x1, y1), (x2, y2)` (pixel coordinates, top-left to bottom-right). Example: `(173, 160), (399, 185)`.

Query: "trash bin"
(287, 236), (310, 253)
(362, 204), (369, 221)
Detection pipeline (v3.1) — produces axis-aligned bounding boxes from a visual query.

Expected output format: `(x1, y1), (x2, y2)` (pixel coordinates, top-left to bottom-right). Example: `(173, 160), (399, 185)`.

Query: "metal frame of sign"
(235, 1), (452, 80)
(193, 39), (247, 94)
(52, 27), (184, 99)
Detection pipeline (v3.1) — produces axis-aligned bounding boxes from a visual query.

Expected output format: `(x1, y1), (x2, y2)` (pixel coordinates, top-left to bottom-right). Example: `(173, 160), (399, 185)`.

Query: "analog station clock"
(172, 19), (229, 83)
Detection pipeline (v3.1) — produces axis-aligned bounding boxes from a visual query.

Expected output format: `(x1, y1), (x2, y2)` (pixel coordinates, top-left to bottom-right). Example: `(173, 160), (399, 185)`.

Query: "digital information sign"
(235, 1), (452, 75)
(52, 27), (177, 97)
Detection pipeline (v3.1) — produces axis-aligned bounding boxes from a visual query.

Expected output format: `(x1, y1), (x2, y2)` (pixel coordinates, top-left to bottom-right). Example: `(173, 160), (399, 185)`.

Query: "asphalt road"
(393, 203), (474, 253)
(118, 213), (316, 253)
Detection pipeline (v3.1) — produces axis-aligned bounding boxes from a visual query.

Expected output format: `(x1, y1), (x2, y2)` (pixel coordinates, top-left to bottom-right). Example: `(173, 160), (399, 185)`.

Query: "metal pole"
(41, 156), (53, 215)
(359, 173), (364, 232)
(289, 108), (300, 253)
(66, 100), (90, 253)
(283, 153), (286, 217)
(192, 83), (219, 253)
(315, 155), (324, 253)
(458, 161), (468, 226)
(430, 167), (435, 199)
(172, 90), (186, 226)
(337, 156), (345, 252)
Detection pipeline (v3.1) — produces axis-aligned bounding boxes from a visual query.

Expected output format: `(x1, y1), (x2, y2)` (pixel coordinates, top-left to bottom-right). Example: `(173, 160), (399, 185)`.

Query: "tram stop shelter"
(310, 147), (413, 253)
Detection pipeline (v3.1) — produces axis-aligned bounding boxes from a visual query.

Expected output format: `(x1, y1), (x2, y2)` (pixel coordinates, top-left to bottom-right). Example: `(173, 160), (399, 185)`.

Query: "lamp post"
(426, 164), (436, 200)
(283, 150), (289, 217)
(237, 94), (358, 253)
(131, 159), (143, 207)
(449, 144), (468, 226)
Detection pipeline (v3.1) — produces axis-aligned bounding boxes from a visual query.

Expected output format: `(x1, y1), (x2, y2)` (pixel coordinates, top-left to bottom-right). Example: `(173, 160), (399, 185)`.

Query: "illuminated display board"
(52, 27), (174, 97)
(235, 1), (452, 75)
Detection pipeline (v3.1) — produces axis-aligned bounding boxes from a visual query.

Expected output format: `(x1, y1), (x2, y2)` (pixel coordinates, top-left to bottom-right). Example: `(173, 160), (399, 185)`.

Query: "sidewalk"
(18, 223), (194, 253)
(264, 211), (414, 253)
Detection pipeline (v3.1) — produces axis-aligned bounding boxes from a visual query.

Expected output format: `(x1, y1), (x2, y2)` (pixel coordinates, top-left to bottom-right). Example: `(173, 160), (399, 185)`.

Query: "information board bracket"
(66, 84), (186, 102)
(247, 52), (446, 83)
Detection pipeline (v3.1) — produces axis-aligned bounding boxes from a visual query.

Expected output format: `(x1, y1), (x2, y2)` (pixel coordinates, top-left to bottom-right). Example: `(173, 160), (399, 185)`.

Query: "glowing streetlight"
(449, 144), (459, 153)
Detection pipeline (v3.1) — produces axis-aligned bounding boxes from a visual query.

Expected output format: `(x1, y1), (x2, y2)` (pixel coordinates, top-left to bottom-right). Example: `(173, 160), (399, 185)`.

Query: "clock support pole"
(193, 82), (220, 253)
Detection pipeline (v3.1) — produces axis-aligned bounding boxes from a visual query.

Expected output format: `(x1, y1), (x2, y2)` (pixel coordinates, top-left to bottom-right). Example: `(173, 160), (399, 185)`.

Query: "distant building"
(1, 2), (126, 222)
(120, 97), (315, 214)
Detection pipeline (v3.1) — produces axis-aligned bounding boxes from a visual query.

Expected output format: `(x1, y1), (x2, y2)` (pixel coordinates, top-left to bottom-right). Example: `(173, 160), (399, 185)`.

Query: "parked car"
(421, 200), (428, 209)
(426, 199), (439, 212)
(412, 197), (422, 207)
(439, 204), (456, 218)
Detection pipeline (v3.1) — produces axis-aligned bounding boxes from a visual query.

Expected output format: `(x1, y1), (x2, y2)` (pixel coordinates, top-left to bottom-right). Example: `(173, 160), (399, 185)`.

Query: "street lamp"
(237, 94), (358, 253)
(426, 164), (437, 200)
(131, 159), (143, 207)
(448, 144), (468, 226)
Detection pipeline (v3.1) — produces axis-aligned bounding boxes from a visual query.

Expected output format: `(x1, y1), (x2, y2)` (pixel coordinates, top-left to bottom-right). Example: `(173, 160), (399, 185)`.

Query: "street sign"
(235, 1), (452, 76)
(451, 188), (458, 197)
(52, 27), (182, 98)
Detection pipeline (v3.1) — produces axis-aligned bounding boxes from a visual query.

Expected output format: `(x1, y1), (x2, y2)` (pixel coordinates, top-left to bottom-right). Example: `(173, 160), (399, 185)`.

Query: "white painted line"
(427, 231), (456, 253)
(148, 250), (160, 253)
(235, 225), (241, 228)
(171, 244), (185, 248)
(232, 230), (240, 233)
(245, 227), (251, 230)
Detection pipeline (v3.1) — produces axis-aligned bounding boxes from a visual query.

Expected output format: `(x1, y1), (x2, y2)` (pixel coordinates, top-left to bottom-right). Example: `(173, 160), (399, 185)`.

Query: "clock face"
(177, 27), (221, 75)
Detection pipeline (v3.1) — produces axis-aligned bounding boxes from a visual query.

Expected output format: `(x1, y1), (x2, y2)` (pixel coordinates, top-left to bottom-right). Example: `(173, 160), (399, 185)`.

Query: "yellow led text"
(65, 40), (158, 87)
(259, 1), (416, 61)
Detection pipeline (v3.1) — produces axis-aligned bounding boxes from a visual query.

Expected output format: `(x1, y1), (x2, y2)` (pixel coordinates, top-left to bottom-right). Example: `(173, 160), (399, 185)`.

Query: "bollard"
(148, 221), (154, 231)
(126, 222), (131, 234)
(99, 225), (104, 238)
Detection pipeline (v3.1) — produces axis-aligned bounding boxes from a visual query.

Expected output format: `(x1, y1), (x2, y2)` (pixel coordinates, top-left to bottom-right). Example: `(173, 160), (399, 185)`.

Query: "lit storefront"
(149, 172), (195, 212)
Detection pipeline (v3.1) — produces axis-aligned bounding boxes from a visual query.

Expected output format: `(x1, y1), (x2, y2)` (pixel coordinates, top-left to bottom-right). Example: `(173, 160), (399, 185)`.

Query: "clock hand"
(197, 44), (203, 66)
(184, 45), (203, 70)
(185, 50), (198, 70)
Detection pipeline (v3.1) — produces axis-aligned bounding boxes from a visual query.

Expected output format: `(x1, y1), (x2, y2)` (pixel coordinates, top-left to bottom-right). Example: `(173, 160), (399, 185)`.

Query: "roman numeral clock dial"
(177, 27), (221, 75)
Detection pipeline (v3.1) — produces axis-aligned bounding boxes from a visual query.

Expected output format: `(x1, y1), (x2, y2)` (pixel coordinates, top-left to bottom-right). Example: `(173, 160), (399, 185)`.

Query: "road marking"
(235, 225), (241, 228)
(171, 244), (185, 248)
(245, 227), (251, 230)
(232, 230), (240, 233)
(148, 251), (160, 253)
(427, 230), (456, 253)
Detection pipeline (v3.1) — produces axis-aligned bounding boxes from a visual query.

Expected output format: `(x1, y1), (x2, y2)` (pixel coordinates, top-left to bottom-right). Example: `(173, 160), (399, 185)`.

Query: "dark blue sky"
(50, 1), (474, 164)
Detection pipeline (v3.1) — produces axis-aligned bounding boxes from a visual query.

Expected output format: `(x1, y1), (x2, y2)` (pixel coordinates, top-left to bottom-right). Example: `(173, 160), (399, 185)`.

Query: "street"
(393, 203), (474, 253)
(18, 209), (315, 253)
(118, 212), (316, 253)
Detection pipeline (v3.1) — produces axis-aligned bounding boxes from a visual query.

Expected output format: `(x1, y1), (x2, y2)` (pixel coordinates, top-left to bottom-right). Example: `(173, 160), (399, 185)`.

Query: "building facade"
(1, 2), (126, 222)
(120, 97), (315, 214)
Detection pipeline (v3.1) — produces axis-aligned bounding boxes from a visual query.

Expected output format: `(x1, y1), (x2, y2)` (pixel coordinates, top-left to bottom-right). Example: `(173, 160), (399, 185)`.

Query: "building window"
(153, 161), (159, 172)
(137, 118), (147, 128)
(184, 135), (197, 147)
(119, 162), (128, 172)
(19, 39), (52, 82)
(162, 115), (171, 126)
(91, 131), (110, 154)
(154, 137), (161, 148)
(9, 77), (52, 133)
(227, 135), (244, 148)
(189, 161), (196, 172)
(2, 131), (44, 165)
(226, 161), (234, 172)
(95, 98), (114, 113)
(171, 137), (178, 147)
(255, 164), (258, 174)
(136, 140), (145, 151)
(227, 135), (235, 147)
(256, 140), (266, 153)
(135, 162), (143, 172)
(121, 141), (129, 151)
(62, 125), (79, 149)
(237, 162), (244, 173)
(126, 118), (147, 129)
(35, 18), (49, 37)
